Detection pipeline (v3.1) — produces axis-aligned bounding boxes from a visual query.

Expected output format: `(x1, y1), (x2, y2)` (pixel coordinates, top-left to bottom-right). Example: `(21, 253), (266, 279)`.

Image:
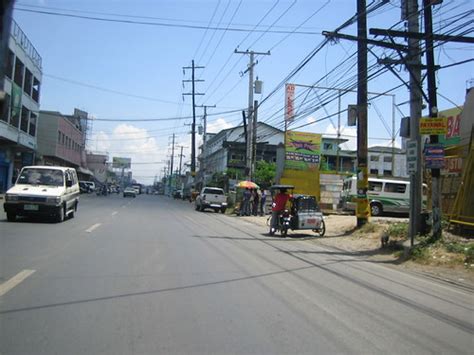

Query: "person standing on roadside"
(252, 189), (260, 216)
(240, 188), (251, 216)
(260, 189), (267, 216)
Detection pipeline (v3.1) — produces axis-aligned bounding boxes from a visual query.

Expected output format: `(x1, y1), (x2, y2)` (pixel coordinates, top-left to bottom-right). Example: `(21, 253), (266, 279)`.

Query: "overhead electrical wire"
(14, 7), (322, 35)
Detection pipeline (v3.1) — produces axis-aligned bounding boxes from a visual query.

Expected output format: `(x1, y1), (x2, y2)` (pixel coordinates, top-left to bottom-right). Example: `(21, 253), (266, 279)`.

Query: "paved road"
(1, 194), (473, 354)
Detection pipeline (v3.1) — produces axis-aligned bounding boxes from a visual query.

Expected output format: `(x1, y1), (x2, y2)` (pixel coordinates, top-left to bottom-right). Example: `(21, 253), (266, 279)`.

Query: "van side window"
(369, 181), (383, 192)
(384, 183), (406, 193)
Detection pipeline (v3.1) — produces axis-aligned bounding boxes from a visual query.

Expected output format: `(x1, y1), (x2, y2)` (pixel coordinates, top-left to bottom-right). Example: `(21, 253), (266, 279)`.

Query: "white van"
(4, 166), (80, 222)
(340, 176), (426, 216)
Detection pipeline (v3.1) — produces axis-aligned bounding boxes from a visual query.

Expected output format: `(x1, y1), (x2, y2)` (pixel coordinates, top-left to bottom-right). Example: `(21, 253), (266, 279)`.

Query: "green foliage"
(387, 222), (408, 239)
(225, 168), (244, 180)
(208, 172), (226, 189)
(410, 244), (430, 262)
(254, 160), (276, 189)
(446, 242), (474, 264)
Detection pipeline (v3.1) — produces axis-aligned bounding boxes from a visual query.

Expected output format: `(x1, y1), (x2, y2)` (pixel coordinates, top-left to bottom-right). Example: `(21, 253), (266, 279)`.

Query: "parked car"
(123, 187), (137, 198)
(195, 187), (227, 213)
(79, 181), (90, 194)
(4, 165), (80, 222)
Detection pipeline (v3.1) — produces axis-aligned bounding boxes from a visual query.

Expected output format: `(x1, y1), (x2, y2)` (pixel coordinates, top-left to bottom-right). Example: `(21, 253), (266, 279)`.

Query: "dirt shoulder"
(233, 213), (474, 287)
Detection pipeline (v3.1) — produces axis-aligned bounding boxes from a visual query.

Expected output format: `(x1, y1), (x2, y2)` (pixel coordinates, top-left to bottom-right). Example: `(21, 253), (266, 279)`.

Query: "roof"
(22, 165), (75, 171)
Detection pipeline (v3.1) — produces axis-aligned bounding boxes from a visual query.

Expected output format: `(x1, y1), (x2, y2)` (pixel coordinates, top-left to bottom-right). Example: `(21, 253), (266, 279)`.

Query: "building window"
(384, 182), (406, 193)
(323, 143), (333, 151)
(383, 170), (392, 176)
(20, 106), (29, 132)
(14, 57), (25, 88)
(0, 93), (10, 122)
(24, 69), (33, 96)
(5, 50), (14, 79)
(61, 132), (65, 145)
(383, 156), (392, 163)
(58, 131), (61, 143)
(370, 169), (378, 175)
(32, 77), (40, 102)
(370, 155), (379, 162)
(29, 112), (37, 137)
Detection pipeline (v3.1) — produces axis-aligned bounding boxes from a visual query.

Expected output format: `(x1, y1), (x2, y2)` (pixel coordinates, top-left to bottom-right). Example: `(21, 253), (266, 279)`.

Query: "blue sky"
(12, 0), (474, 183)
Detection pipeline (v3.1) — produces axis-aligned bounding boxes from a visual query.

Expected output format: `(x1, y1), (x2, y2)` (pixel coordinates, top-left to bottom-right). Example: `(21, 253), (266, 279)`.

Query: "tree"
(254, 160), (276, 189)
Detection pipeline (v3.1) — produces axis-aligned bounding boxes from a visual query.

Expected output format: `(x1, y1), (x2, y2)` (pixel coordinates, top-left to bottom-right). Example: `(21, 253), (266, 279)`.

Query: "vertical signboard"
(285, 83), (295, 122)
(406, 140), (417, 174)
(285, 131), (321, 170)
(112, 157), (131, 169)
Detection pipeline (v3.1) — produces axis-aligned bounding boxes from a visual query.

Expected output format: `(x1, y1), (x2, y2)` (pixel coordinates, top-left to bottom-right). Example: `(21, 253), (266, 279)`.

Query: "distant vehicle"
(195, 187), (227, 213)
(340, 176), (427, 216)
(123, 187), (137, 198)
(83, 181), (95, 192)
(4, 166), (80, 222)
(131, 183), (142, 194)
(173, 189), (182, 199)
(79, 181), (90, 194)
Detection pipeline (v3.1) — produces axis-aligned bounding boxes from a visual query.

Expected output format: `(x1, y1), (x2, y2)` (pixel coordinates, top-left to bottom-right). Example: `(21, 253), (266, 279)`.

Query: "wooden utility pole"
(356, 0), (370, 227)
(183, 60), (204, 176)
(197, 104), (215, 181)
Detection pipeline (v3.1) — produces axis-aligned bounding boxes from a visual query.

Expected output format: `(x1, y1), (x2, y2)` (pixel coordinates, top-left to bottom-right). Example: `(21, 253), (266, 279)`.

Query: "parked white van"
(340, 176), (427, 216)
(4, 166), (80, 222)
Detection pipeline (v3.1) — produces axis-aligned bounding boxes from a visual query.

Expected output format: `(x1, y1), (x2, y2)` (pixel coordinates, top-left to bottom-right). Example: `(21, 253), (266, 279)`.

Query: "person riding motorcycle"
(270, 188), (291, 235)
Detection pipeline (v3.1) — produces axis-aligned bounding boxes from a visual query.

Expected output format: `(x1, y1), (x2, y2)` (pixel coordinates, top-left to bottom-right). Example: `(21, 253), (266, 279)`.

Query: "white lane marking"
(111, 211), (118, 216)
(0, 269), (36, 297)
(86, 223), (101, 233)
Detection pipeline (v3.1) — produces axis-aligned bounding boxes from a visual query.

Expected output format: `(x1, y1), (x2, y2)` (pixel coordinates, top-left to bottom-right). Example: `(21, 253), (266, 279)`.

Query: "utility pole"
(234, 49), (270, 180)
(177, 145), (185, 176)
(252, 100), (259, 179)
(169, 134), (175, 192)
(197, 104), (216, 182)
(183, 60), (205, 176)
(356, 0), (370, 227)
(407, 0), (423, 246)
(423, 0), (442, 239)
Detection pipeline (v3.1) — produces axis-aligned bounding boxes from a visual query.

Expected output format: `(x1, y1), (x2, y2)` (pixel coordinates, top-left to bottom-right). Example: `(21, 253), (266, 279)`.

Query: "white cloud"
(88, 124), (167, 185)
(207, 117), (233, 134)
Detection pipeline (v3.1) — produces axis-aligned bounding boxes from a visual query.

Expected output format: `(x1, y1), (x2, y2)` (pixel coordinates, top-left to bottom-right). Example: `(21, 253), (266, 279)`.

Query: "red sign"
(285, 83), (295, 122)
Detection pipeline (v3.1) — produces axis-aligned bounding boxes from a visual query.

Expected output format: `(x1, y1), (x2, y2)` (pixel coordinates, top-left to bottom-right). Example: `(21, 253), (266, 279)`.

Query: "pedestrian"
(260, 189), (267, 216)
(240, 188), (251, 216)
(252, 189), (260, 216)
(270, 188), (291, 234)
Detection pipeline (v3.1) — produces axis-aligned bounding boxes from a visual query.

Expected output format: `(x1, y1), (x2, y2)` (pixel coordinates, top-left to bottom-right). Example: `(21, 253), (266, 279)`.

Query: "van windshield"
(17, 168), (64, 187)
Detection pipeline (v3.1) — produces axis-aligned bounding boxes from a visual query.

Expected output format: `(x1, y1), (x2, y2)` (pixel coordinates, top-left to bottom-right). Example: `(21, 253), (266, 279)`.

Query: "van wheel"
(56, 205), (65, 223)
(6, 212), (16, 222)
(370, 203), (383, 217)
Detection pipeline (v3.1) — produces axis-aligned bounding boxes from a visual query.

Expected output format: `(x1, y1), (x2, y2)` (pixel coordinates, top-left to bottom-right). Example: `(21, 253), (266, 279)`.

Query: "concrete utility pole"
(197, 104), (215, 181)
(407, 0), (423, 246)
(423, 0), (442, 239)
(356, 0), (370, 227)
(183, 60), (205, 176)
(252, 100), (259, 179)
(177, 145), (185, 176)
(169, 133), (175, 192)
(234, 49), (270, 180)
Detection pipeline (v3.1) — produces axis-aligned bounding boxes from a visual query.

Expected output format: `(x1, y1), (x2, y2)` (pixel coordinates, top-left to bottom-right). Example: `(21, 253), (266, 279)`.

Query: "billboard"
(285, 83), (295, 122)
(112, 157), (131, 169)
(285, 131), (322, 170)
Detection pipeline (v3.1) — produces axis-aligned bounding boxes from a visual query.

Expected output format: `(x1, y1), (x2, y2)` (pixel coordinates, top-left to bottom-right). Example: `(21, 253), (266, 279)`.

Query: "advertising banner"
(285, 131), (321, 170)
(285, 83), (295, 122)
(424, 144), (445, 169)
(112, 157), (131, 169)
(420, 117), (448, 135)
(438, 107), (463, 146)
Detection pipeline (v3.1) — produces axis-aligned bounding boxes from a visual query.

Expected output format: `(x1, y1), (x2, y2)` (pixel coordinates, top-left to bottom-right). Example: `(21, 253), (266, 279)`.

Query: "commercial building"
(36, 109), (93, 180)
(0, 19), (42, 192)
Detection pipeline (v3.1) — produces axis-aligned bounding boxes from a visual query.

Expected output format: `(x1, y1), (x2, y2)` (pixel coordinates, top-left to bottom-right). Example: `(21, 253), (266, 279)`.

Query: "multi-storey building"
(36, 109), (93, 180)
(0, 19), (42, 192)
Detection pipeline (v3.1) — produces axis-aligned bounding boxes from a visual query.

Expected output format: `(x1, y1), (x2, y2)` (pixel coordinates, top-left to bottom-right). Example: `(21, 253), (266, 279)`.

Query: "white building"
(0, 19), (42, 192)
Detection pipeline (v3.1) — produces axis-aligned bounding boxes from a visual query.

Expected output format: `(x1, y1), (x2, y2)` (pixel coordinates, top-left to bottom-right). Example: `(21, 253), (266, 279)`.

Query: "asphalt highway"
(1, 194), (473, 354)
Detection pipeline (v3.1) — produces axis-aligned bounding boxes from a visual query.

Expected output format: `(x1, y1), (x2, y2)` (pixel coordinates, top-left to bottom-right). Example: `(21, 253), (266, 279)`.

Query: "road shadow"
(0, 215), (72, 224)
(0, 265), (316, 315)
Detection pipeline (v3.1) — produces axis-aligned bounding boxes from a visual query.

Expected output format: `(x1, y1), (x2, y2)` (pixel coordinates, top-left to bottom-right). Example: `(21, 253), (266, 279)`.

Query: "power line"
(14, 7), (322, 35)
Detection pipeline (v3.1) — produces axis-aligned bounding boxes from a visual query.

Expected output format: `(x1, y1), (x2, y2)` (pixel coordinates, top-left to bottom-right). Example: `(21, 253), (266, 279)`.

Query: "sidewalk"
(231, 213), (474, 288)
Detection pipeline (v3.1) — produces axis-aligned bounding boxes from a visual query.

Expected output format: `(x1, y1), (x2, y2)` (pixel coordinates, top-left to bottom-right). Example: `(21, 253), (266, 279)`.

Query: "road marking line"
(86, 223), (101, 233)
(0, 269), (36, 297)
(111, 211), (118, 216)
